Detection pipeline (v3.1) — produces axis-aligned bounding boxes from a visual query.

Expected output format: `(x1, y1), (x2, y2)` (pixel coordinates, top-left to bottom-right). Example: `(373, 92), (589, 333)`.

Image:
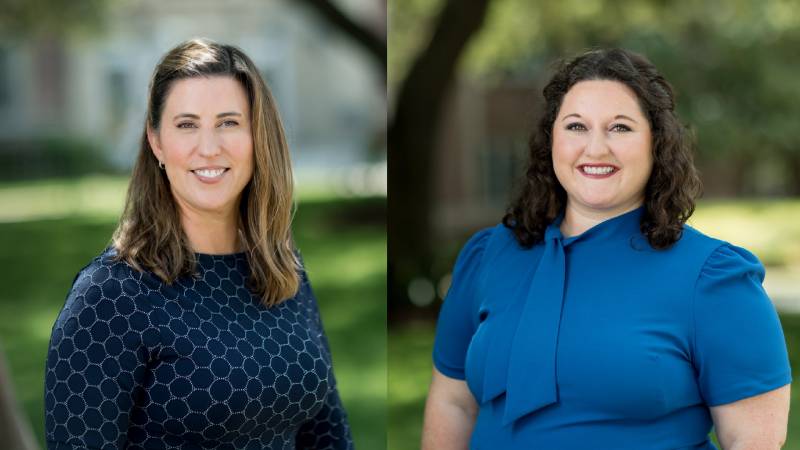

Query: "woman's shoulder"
(53, 247), (165, 356)
(452, 224), (505, 270)
(447, 223), (533, 286)
(67, 246), (163, 304)
(460, 223), (524, 256)
(74, 245), (136, 280)
(679, 225), (765, 280)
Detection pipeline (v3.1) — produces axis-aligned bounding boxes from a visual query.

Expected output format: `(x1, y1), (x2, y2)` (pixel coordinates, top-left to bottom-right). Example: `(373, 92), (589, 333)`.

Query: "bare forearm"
(421, 401), (476, 450)
(711, 384), (790, 450)
(423, 369), (479, 450)
(721, 438), (785, 450)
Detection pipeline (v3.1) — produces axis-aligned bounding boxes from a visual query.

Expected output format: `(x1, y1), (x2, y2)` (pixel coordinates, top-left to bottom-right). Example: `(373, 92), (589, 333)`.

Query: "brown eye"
(566, 122), (587, 131)
(610, 124), (632, 132)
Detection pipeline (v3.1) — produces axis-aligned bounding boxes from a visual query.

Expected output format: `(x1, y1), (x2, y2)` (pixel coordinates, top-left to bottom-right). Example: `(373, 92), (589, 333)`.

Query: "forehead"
(163, 76), (249, 114)
(558, 79), (644, 119)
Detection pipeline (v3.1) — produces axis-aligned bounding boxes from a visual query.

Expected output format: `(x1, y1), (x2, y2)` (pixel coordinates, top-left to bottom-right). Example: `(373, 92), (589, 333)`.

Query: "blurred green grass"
(389, 199), (800, 450)
(689, 199), (800, 268)
(0, 176), (386, 449)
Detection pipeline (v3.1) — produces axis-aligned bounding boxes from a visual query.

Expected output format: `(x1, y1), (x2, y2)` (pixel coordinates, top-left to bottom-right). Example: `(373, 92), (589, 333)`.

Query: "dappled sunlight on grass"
(0, 174), (360, 223)
(303, 239), (386, 287)
(388, 322), (433, 450)
(778, 314), (800, 447)
(317, 283), (383, 323)
(25, 306), (62, 342)
(691, 199), (800, 267)
(0, 176), (127, 222)
(388, 322), (433, 404)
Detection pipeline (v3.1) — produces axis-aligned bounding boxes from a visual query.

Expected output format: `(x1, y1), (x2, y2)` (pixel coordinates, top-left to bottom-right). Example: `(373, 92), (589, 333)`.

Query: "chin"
(189, 198), (237, 214)
(581, 195), (644, 213)
(577, 193), (618, 209)
(580, 200), (631, 214)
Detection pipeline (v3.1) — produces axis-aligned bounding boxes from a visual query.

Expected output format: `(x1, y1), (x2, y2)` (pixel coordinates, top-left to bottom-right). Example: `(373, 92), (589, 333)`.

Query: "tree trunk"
(387, 0), (491, 316)
(296, 0), (386, 72)
(783, 151), (800, 196)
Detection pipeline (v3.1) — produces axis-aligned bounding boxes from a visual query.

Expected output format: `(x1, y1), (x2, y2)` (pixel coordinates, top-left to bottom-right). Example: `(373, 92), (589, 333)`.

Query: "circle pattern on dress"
(45, 249), (352, 449)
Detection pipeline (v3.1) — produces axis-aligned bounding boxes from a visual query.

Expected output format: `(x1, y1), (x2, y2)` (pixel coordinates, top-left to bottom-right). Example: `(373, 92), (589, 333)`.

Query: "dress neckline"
(546, 205), (645, 247)
(194, 251), (247, 266)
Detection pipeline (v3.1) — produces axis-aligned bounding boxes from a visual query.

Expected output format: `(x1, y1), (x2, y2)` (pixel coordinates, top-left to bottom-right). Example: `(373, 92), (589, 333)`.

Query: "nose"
(584, 128), (611, 158)
(197, 128), (222, 157)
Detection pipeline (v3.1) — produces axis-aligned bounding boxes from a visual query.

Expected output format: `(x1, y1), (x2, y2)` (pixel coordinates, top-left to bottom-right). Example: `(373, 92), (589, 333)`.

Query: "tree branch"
(297, 0), (386, 70)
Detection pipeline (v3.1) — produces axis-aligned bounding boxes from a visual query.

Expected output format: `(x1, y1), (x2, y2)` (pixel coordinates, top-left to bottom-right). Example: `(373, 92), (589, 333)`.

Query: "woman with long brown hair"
(44, 38), (352, 449)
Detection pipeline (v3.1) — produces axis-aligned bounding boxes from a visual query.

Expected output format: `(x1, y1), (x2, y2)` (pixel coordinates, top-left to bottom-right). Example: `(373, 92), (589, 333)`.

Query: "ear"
(147, 125), (164, 163)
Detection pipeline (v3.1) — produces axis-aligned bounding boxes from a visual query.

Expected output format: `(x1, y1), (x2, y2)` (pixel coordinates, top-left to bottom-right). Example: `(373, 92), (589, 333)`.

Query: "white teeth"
(194, 168), (226, 178)
(582, 166), (614, 175)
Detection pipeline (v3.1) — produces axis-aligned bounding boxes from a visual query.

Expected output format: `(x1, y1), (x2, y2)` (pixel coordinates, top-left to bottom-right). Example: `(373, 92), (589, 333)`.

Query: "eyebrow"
(614, 114), (638, 123)
(173, 112), (243, 120)
(561, 113), (638, 123)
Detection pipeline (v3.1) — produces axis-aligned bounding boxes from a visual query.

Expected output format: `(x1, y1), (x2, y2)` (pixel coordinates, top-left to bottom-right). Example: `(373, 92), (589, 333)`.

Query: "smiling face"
(552, 79), (653, 218)
(148, 76), (253, 221)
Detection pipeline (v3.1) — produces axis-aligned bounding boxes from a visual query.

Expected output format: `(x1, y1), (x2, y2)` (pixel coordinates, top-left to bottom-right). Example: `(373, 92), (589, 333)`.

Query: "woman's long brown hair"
(112, 38), (300, 307)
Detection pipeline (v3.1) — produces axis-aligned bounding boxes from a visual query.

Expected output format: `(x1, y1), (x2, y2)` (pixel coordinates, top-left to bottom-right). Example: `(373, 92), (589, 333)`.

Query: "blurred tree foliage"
(388, 0), (800, 310)
(0, 0), (106, 37)
(392, 0), (800, 193)
(0, 137), (116, 181)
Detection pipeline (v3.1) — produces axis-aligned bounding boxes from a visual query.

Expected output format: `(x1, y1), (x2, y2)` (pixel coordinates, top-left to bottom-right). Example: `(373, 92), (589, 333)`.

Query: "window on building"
(482, 134), (527, 205)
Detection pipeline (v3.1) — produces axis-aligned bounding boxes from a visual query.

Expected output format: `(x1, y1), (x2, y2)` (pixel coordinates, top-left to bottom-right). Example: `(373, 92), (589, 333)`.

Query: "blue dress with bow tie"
(433, 207), (791, 449)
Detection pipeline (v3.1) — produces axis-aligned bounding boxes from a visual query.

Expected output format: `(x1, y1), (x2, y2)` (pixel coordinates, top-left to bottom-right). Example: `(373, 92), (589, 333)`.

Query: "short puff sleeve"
(692, 243), (792, 406)
(432, 228), (492, 380)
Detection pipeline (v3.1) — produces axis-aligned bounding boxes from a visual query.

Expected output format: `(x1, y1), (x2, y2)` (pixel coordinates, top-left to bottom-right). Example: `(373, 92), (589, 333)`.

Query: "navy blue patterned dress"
(44, 247), (353, 449)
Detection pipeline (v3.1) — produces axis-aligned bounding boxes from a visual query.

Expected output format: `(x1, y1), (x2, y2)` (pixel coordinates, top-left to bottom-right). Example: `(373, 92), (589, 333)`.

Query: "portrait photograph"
(2, 0), (800, 449)
(0, 1), (385, 449)
(388, 0), (799, 449)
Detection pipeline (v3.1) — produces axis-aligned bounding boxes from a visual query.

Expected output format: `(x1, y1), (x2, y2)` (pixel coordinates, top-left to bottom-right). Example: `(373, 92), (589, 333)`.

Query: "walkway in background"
(765, 267), (800, 314)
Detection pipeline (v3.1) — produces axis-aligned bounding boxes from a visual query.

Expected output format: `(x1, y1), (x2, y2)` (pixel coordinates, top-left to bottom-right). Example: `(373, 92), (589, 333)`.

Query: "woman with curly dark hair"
(422, 48), (791, 449)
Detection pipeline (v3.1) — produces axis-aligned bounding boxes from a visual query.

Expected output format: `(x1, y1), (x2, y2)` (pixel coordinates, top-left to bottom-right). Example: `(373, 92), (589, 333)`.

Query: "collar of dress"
(546, 205), (646, 247)
(486, 205), (646, 425)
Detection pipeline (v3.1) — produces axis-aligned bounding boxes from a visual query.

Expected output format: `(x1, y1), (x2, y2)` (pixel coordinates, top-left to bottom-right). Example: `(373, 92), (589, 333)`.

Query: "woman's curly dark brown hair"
(503, 48), (701, 249)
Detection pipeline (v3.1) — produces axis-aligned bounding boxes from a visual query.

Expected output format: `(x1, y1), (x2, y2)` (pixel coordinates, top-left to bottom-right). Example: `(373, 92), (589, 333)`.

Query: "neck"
(560, 200), (643, 238)
(178, 204), (242, 255)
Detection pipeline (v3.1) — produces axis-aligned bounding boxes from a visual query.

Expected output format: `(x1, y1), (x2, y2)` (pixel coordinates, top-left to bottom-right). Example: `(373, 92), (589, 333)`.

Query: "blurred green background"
(388, 0), (800, 448)
(0, 176), (386, 449)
